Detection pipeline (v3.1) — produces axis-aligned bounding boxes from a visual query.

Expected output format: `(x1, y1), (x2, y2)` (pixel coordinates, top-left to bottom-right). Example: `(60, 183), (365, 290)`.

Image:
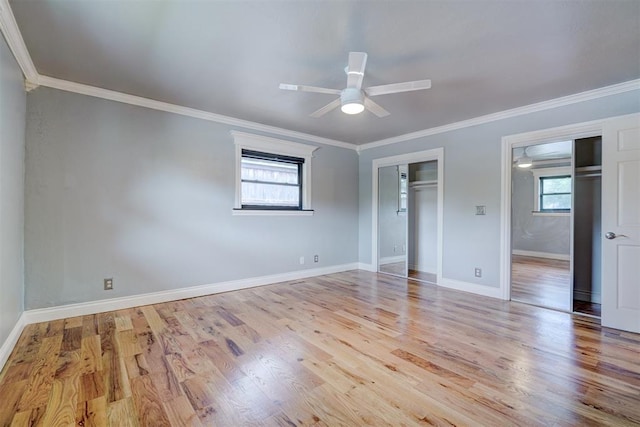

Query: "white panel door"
(602, 113), (640, 333)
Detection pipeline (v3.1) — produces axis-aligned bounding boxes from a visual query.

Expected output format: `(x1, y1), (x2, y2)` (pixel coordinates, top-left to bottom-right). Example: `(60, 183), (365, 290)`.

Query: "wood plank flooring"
(511, 255), (572, 312)
(1, 270), (639, 426)
(511, 255), (602, 316)
(379, 262), (436, 284)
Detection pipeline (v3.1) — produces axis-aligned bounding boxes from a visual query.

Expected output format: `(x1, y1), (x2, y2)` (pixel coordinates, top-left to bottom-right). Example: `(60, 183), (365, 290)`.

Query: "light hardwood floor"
(1, 270), (638, 426)
(379, 262), (437, 284)
(511, 255), (602, 316)
(511, 255), (572, 311)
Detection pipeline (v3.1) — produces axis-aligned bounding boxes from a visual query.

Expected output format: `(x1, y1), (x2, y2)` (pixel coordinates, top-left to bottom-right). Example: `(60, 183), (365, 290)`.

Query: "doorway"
(501, 114), (640, 332)
(507, 136), (602, 317)
(408, 161), (438, 283)
(510, 140), (573, 312)
(372, 149), (443, 284)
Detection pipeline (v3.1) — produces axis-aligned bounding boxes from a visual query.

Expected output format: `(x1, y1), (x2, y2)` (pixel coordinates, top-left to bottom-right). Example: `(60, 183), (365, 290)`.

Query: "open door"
(601, 114), (640, 333)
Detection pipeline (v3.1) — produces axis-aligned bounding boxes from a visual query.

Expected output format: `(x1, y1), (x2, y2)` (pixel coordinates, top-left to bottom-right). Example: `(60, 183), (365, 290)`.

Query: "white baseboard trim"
(439, 278), (504, 299)
(408, 263), (436, 274)
(357, 263), (377, 272)
(379, 255), (405, 265)
(512, 250), (570, 261)
(24, 263), (359, 325)
(573, 290), (602, 304)
(0, 312), (27, 373)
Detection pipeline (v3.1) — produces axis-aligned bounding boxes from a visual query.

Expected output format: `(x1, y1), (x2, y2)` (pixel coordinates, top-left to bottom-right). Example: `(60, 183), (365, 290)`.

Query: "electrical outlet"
(314, 255), (319, 263)
(474, 268), (482, 278)
(476, 205), (486, 215)
(104, 278), (113, 290)
(299, 256), (305, 265)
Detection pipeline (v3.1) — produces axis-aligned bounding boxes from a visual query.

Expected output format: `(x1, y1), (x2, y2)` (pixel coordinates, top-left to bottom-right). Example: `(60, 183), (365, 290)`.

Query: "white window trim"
(531, 166), (572, 216)
(231, 131), (318, 215)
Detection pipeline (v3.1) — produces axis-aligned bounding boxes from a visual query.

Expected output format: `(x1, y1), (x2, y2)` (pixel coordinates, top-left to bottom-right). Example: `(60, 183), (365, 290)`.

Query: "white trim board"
(498, 115), (637, 301)
(35, 76), (354, 151)
(1, 0), (637, 153)
(0, 0), (37, 81)
(372, 148), (444, 286)
(358, 79), (640, 151)
(512, 250), (570, 261)
(0, 312), (27, 374)
(408, 264), (437, 274)
(22, 263), (359, 325)
(379, 255), (407, 265)
(357, 263), (377, 272)
(0, 263), (354, 372)
(439, 278), (503, 300)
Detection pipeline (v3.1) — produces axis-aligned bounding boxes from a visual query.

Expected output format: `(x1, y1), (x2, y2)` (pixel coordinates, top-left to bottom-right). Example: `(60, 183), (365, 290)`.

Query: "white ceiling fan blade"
(279, 83), (341, 95)
(365, 79), (432, 97)
(364, 97), (390, 118)
(310, 98), (341, 118)
(346, 52), (367, 89)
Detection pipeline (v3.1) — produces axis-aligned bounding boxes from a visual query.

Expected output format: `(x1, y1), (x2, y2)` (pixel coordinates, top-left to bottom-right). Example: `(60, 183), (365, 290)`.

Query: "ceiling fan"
(279, 52), (432, 118)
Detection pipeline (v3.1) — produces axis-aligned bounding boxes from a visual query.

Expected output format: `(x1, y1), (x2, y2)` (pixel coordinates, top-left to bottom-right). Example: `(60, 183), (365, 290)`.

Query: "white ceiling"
(7, 0), (640, 145)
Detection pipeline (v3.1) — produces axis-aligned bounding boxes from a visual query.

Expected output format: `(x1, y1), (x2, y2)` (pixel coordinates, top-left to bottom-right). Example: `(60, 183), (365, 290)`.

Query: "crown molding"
(3, 0), (637, 153)
(36, 75), (356, 150)
(0, 0), (354, 150)
(0, 0), (38, 83)
(357, 79), (640, 152)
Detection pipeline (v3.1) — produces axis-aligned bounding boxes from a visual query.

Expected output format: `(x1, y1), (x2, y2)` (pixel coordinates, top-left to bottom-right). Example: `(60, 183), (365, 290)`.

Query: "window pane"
(542, 176), (571, 194)
(242, 182), (299, 206)
(541, 194), (571, 210)
(241, 158), (299, 184)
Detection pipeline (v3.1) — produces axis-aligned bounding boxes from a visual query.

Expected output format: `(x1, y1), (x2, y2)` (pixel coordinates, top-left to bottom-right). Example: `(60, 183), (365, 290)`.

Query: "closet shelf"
(575, 165), (601, 178)
(575, 165), (602, 173)
(409, 180), (437, 188)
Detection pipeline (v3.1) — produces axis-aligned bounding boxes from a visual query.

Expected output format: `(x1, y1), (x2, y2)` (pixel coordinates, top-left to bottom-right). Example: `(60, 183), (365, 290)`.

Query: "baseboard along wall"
(0, 262), (359, 372)
(512, 249), (570, 261)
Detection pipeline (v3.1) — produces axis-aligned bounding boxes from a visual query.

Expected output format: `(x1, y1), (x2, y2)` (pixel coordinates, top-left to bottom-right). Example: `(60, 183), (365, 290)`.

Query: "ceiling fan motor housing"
(340, 88), (365, 114)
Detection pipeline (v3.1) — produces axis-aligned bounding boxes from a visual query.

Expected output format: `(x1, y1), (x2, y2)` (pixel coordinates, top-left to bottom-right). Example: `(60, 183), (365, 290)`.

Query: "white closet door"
(601, 113), (640, 333)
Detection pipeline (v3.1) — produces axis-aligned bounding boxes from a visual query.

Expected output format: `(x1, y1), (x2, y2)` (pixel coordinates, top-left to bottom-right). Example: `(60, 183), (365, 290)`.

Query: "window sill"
(532, 211), (570, 217)
(232, 209), (314, 216)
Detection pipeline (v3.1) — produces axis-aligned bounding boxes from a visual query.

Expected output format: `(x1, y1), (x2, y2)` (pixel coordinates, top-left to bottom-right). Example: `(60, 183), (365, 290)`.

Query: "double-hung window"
(532, 166), (572, 215)
(241, 150), (303, 209)
(231, 131), (317, 215)
(539, 175), (571, 211)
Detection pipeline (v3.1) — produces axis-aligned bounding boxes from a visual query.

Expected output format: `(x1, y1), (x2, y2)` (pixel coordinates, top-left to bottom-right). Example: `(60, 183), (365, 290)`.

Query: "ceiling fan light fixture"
(517, 155), (533, 168)
(340, 88), (365, 115)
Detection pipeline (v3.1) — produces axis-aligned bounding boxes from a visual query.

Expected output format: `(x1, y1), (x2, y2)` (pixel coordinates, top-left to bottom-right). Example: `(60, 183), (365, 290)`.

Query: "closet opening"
(509, 137), (602, 317)
(373, 149), (443, 285)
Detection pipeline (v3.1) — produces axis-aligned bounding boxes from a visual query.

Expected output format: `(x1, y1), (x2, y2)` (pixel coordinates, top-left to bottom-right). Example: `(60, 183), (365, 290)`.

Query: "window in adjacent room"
(539, 175), (571, 211)
(231, 131), (318, 215)
(532, 166), (572, 215)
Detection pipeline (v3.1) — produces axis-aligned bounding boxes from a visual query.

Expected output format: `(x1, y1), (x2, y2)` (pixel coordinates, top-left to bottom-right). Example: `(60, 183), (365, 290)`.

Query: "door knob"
(605, 232), (627, 240)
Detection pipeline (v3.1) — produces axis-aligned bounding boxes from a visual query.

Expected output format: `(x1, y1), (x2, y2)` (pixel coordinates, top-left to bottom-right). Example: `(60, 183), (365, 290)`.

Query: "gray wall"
(511, 165), (571, 256)
(0, 35), (26, 345)
(358, 90), (640, 289)
(24, 88), (359, 309)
